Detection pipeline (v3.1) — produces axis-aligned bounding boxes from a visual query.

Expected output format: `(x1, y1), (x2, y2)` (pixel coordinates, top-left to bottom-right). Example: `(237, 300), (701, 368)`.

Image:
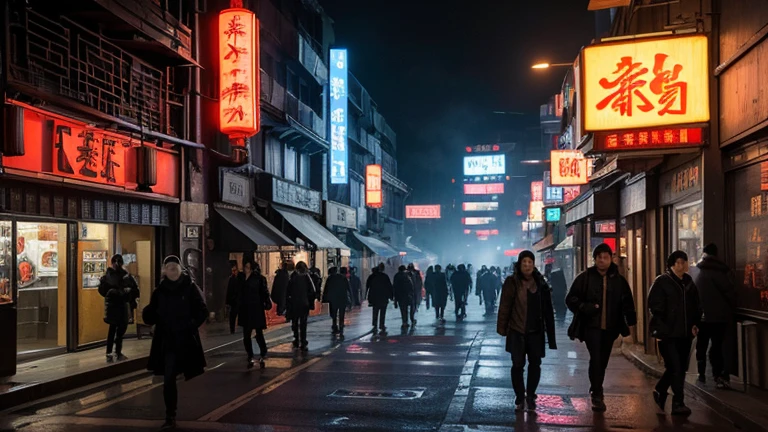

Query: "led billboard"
(464, 183), (504, 195)
(463, 217), (495, 226)
(406, 205), (441, 219)
(462, 202), (499, 211)
(329, 49), (348, 184)
(463, 155), (505, 176)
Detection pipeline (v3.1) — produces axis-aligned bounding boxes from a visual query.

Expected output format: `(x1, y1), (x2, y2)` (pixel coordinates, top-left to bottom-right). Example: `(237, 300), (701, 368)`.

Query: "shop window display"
(0, 221), (12, 304)
(675, 202), (703, 264)
(732, 162), (768, 312)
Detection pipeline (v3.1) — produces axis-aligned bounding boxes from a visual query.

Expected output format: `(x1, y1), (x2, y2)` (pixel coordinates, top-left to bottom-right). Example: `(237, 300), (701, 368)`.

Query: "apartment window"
(284, 146), (297, 182)
(351, 179), (362, 209)
(299, 153), (310, 187)
(300, 79), (310, 106)
(287, 69), (299, 97)
(265, 135), (283, 177)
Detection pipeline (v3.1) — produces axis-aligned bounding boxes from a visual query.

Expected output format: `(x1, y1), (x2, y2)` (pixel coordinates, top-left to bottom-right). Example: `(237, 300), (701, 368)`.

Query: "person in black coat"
(349, 267), (363, 307)
(480, 268), (499, 316)
(408, 263), (423, 311)
(286, 261), (317, 351)
(271, 263), (290, 316)
(142, 255), (208, 430)
(565, 243), (636, 412)
(225, 261), (242, 334)
(426, 265), (449, 321)
(310, 266), (323, 301)
(394, 265), (415, 328)
(239, 261), (272, 369)
(649, 251), (703, 416)
(450, 264), (472, 320)
(367, 263), (393, 334)
(99, 254), (139, 362)
(323, 267), (352, 337)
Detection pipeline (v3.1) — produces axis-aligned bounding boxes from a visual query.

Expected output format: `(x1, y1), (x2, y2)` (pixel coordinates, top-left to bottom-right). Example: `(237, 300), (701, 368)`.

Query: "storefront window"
(78, 223), (113, 346)
(733, 162), (768, 312)
(16, 222), (68, 353)
(675, 201), (703, 263)
(0, 221), (11, 305)
(117, 225), (154, 330)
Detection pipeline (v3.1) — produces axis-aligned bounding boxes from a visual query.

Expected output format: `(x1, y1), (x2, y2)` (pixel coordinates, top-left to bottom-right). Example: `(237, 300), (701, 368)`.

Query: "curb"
(620, 344), (767, 432)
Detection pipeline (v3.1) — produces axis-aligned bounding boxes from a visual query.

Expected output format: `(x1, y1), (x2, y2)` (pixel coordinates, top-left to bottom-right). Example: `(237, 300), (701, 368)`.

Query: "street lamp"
(531, 62), (572, 70)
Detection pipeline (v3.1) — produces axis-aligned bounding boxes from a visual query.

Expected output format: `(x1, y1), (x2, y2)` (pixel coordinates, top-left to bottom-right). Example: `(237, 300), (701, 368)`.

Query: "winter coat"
(226, 273), (242, 307)
(393, 270), (414, 306)
(427, 271), (449, 308)
(693, 255), (737, 323)
(410, 271), (424, 306)
(566, 263), (637, 339)
(310, 272), (323, 301)
(497, 270), (557, 354)
(367, 271), (393, 307)
(271, 269), (290, 306)
(142, 272), (208, 380)
(450, 270), (472, 301)
(99, 267), (139, 326)
(480, 272), (498, 303)
(350, 274), (363, 305)
(286, 271), (317, 318)
(323, 273), (351, 307)
(238, 272), (272, 330)
(648, 270), (703, 339)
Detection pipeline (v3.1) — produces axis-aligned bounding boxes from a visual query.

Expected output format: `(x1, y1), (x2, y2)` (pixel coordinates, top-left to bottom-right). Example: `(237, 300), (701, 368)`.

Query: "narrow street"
(1, 302), (740, 432)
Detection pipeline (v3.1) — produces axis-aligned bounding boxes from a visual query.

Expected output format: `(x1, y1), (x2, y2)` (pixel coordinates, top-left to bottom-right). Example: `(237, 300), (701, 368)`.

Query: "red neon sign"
(464, 183), (505, 195)
(596, 127), (703, 152)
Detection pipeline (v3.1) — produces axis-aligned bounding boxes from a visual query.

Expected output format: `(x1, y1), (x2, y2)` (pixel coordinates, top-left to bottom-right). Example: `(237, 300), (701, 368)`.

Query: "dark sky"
(321, 0), (597, 202)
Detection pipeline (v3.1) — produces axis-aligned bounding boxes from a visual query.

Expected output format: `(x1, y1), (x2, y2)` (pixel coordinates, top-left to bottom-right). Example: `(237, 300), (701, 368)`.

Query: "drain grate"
(328, 388), (426, 400)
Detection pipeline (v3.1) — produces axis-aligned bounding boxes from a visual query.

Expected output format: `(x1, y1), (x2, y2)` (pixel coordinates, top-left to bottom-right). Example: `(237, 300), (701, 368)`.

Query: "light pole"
(531, 62), (572, 70)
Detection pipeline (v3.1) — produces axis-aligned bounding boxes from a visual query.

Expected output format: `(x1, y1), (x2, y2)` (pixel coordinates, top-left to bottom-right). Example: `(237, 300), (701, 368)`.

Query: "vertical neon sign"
(330, 49), (348, 184)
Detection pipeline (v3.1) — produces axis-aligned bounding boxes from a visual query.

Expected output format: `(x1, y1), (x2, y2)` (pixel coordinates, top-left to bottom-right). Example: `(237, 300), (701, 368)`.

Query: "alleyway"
(1, 302), (741, 431)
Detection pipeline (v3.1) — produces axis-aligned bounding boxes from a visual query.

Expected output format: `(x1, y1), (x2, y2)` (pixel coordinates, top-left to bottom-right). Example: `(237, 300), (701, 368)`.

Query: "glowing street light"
(531, 62), (572, 70)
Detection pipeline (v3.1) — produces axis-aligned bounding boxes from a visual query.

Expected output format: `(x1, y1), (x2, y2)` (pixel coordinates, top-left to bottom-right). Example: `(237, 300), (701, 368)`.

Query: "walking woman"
(142, 255), (208, 430)
(239, 261), (272, 369)
(99, 254), (139, 362)
(497, 250), (557, 412)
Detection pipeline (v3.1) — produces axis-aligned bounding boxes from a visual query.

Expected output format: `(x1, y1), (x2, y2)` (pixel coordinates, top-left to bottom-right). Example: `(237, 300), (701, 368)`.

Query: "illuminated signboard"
(329, 48), (348, 184)
(545, 208), (561, 222)
(219, 7), (259, 146)
(365, 164), (382, 208)
(531, 181), (544, 202)
(462, 202), (499, 211)
(466, 144), (501, 153)
(563, 186), (581, 204)
(406, 205), (441, 219)
(463, 155), (506, 176)
(595, 127), (704, 152)
(551, 150), (589, 186)
(528, 201), (544, 222)
(464, 183), (504, 195)
(545, 186), (563, 205)
(582, 34), (709, 132)
(594, 219), (617, 234)
(463, 217), (496, 226)
(504, 249), (524, 257)
(475, 229), (499, 236)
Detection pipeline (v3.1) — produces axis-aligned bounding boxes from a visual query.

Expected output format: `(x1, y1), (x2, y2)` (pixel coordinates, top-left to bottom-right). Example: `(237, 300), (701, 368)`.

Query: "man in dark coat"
(310, 266), (323, 301)
(225, 261), (242, 334)
(408, 263), (424, 311)
(349, 267), (363, 307)
(99, 254), (139, 362)
(566, 243), (636, 412)
(271, 263), (290, 316)
(450, 264), (472, 321)
(323, 267), (352, 337)
(497, 250), (557, 412)
(649, 251), (703, 416)
(142, 255), (208, 430)
(424, 266), (434, 311)
(239, 261), (272, 369)
(286, 261), (316, 351)
(367, 262), (393, 334)
(692, 243), (736, 388)
(480, 268), (499, 316)
(394, 265), (416, 328)
(427, 265), (449, 322)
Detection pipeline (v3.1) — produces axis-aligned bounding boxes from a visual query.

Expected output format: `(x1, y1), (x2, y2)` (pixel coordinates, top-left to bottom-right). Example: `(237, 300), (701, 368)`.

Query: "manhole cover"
(328, 388), (425, 400)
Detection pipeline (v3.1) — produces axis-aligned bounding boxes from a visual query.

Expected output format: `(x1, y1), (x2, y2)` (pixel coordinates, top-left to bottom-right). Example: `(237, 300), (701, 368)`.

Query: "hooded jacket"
(648, 270), (703, 339)
(566, 263), (637, 337)
(693, 255), (737, 323)
(99, 267), (139, 325)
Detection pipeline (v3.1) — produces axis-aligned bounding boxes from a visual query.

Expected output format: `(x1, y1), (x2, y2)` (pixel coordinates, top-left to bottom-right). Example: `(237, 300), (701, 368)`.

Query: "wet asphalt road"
(1, 300), (743, 432)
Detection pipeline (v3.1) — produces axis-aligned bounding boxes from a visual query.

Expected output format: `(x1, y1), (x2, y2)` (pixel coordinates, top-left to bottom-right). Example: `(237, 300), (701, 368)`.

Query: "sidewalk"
(0, 307), (341, 412)
(622, 342), (768, 432)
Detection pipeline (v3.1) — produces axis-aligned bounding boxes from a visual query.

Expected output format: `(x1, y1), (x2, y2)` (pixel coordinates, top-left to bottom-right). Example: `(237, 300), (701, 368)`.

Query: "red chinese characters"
(599, 127), (703, 151)
(219, 6), (259, 139)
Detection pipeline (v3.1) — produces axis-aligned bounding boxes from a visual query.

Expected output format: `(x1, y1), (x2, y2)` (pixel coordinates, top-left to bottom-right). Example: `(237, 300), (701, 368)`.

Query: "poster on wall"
(82, 250), (107, 289)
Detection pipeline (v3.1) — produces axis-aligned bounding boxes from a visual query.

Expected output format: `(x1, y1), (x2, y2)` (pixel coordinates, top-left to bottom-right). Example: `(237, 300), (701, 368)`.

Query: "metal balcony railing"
(298, 33), (328, 84)
(261, 69), (325, 139)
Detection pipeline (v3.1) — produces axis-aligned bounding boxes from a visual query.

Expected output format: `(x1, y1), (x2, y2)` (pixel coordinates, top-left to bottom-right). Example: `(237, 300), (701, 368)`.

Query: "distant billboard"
(463, 217), (495, 226)
(463, 155), (505, 176)
(406, 205), (441, 219)
(365, 164), (382, 208)
(464, 183), (504, 195)
(329, 48), (348, 184)
(462, 202), (499, 211)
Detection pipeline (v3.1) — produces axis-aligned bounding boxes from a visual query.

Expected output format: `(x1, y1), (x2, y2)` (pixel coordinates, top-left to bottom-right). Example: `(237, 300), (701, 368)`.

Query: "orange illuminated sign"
(365, 164), (382, 208)
(595, 127), (704, 152)
(550, 150), (589, 186)
(582, 34), (709, 131)
(406, 205), (441, 219)
(219, 7), (259, 140)
(528, 201), (544, 222)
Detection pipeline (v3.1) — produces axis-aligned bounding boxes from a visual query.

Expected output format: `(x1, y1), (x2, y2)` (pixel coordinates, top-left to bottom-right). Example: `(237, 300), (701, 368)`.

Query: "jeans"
(330, 304), (346, 331)
(372, 305), (387, 329)
(583, 328), (619, 398)
(243, 327), (267, 359)
(106, 323), (127, 355)
(657, 337), (693, 404)
(399, 302), (415, 325)
(696, 322), (728, 379)
(292, 314), (308, 346)
(508, 331), (544, 403)
(163, 349), (178, 418)
(228, 305), (238, 334)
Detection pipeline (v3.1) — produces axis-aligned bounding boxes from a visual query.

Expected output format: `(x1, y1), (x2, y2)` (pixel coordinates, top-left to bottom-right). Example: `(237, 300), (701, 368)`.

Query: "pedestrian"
(480, 267), (499, 316)
(225, 260), (242, 335)
(565, 243), (636, 412)
(492, 266), (503, 309)
(286, 261), (317, 351)
(239, 261), (271, 369)
(324, 266), (352, 337)
(692, 243), (736, 388)
(350, 266), (363, 307)
(367, 262), (393, 334)
(394, 265), (416, 329)
(99, 254), (139, 362)
(477, 265), (489, 306)
(271, 263), (290, 317)
(408, 263), (424, 311)
(142, 255), (208, 430)
(424, 266), (434, 311)
(446, 264), (456, 302)
(497, 250), (557, 412)
(649, 250), (703, 416)
(310, 266), (323, 301)
(450, 264), (472, 321)
(429, 264), (449, 322)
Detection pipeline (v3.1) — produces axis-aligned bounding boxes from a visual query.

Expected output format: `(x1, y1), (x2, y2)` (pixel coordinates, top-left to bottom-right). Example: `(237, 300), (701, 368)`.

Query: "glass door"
(77, 222), (114, 346)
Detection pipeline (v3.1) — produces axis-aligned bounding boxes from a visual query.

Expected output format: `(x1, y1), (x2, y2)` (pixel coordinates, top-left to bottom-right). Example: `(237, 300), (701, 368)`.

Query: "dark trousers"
(435, 305), (445, 319)
(455, 296), (466, 318)
(106, 323), (127, 355)
(228, 306), (238, 334)
(372, 305), (387, 329)
(583, 328), (619, 397)
(163, 349), (178, 418)
(657, 337), (693, 404)
(292, 314), (308, 345)
(243, 327), (267, 359)
(330, 304), (346, 331)
(508, 331), (544, 403)
(696, 322), (728, 379)
(399, 302), (415, 324)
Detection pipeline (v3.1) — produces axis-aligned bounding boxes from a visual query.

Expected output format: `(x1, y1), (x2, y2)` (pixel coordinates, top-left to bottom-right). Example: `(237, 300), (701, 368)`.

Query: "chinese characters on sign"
(462, 202), (499, 211)
(463, 183), (505, 195)
(463, 155), (505, 176)
(405, 205), (441, 219)
(53, 121), (132, 185)
(594, 220), (617, 234)
(596, 127), (703, 152)
(582, 34), (709, 131)
(672, 164), (699, 194)
(330, 49), (348, 184)
(550, 150), (590, 186)
(365, 164), (382, 208)
(465, 144), (501, 153)
(218, 8), (259, 139)
(530, 181), (544, 202)
(528, 201), (544, 222)
(545, 208), (561, 222)
(463, 217), (495, 226)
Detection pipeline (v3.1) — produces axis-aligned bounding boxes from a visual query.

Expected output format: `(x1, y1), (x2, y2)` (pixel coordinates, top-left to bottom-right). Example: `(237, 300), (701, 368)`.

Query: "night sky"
(321, 0), (597, 203)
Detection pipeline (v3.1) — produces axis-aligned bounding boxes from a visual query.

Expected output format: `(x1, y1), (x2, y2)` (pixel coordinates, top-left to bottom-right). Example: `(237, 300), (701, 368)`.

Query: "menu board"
(82, 250), (107, 289)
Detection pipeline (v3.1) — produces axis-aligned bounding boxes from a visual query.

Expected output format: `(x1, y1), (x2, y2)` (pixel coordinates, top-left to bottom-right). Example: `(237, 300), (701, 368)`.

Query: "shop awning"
(215, 206), (294, 249)
(274, 205), (349, 250)
(555, 235), (574, 251)
(351, 231), (398, 257)
(533, 234), (555, 252)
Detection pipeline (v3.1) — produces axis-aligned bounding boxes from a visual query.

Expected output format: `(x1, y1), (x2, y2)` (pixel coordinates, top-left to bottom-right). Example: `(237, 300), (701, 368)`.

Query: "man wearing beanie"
(566, 243), (636, 412)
